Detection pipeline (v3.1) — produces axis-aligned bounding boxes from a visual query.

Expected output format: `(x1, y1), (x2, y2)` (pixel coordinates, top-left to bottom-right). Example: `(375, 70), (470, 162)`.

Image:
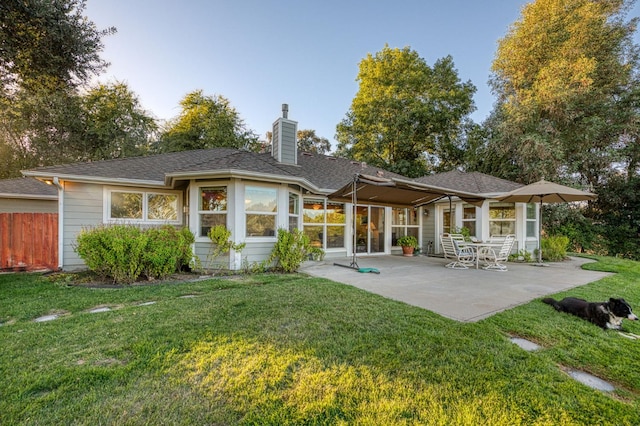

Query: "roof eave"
(22, 171), (166, 189)
(0, 193), (58, 200)
(165, 169), (331, 195)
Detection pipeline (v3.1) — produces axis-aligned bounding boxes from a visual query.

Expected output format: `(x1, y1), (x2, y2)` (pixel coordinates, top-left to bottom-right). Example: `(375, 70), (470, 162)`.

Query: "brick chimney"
(271, 104), (298, 165)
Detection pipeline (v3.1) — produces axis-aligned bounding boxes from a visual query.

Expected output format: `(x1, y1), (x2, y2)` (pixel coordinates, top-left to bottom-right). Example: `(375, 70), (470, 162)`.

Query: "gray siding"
(271, 118), (297, 165)
(0, 198), (57, 213)
(62, 181), (103, 270)
(421, 205), (437, 255)
(279, 121), (297, 164)
(195, 241), (276, 270)
(271, 120), (281, 161)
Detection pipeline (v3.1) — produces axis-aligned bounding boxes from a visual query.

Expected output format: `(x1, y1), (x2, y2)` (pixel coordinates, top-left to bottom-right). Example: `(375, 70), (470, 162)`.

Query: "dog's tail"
(542, 297), (561, 311)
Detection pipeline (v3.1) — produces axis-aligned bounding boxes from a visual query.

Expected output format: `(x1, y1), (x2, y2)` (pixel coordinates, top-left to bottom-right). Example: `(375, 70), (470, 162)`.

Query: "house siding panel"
(0, 198), (57, 213)
(62, 181), (103, 270)
(280, 121), (296, 164)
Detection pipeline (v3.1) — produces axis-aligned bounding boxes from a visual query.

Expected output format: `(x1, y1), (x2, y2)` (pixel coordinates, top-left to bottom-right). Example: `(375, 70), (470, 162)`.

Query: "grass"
(1, 256), (639, 425)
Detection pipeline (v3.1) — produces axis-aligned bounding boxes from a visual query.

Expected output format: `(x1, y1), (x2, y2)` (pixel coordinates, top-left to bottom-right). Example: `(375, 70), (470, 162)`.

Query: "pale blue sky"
(85, 1), (640, 149)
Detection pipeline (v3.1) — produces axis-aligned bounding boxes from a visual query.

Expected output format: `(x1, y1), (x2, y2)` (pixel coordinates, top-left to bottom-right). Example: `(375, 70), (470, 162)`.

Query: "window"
(489, 202), (515, 236)
(107, 190), (180, 224)
(526, 203), (537, 237)
(462, 205), (477, 237)
(392, 207), (419, 245)
(288, 192), (299, 232)
(303, 199), (345, 249)
(199, 187), (227, 237)
(245, 186), (277, 237)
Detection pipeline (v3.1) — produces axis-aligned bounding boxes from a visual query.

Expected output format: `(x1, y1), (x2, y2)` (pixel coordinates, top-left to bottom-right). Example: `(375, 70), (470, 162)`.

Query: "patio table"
(460, 242), (503, 269)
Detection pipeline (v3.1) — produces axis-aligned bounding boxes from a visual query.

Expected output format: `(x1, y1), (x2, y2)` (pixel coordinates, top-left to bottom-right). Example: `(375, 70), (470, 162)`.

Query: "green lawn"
(1, 256), (639, 425)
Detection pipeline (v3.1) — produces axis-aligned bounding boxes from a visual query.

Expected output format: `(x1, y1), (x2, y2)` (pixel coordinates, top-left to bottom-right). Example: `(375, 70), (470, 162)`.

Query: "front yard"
(1, 256), (639, 425)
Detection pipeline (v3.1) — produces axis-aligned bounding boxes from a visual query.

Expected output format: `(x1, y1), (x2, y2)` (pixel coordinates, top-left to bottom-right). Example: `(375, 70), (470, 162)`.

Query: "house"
(19, 106), (536, 271)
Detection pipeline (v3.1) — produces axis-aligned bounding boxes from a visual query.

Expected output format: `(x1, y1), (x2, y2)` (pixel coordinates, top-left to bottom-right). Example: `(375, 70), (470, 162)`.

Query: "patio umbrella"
(496, 179), (597, 265)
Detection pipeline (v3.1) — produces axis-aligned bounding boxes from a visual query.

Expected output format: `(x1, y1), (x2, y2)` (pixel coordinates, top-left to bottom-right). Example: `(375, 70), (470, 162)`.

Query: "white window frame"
(197, 185), (229, 239)
(391, 207), (420, 246)
(302, 198), (346, 250)
(104, 187), (182, 225)
(244, 184), (278, 239)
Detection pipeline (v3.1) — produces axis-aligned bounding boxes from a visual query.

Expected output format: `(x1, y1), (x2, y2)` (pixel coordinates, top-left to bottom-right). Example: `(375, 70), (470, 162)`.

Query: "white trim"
(55, 178), (64, 270)
(103, 186), (182, 225)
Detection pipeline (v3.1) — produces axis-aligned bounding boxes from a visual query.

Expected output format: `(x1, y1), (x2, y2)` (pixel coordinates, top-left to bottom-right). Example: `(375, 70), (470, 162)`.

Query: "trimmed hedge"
(75, 224), (195, 284)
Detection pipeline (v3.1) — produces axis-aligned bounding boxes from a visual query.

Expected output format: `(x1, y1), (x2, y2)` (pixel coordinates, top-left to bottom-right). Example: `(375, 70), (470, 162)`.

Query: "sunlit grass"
(1, 260), (639, 425)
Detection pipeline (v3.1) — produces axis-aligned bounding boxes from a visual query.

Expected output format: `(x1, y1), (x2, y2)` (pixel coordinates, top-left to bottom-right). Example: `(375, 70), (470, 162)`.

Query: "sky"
(84, 0), (640, 150)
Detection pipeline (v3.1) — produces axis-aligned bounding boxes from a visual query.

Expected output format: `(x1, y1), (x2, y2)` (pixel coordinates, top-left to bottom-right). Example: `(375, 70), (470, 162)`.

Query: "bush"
(267, 228), (324, 273)
(75, 225), (196, 284)
(540, 235), (569, 262)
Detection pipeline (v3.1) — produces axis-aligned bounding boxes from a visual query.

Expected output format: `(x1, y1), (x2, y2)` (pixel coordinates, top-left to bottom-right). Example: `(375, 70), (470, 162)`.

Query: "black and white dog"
(542, 297), (638, 330)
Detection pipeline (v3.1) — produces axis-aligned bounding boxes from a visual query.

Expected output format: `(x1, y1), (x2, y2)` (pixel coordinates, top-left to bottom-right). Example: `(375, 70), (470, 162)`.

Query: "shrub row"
(75, 225), (195, 284)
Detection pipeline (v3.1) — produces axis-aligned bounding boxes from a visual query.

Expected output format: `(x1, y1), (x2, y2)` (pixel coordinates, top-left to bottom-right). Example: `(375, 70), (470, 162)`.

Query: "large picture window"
(303, 199), (345, 249)
(245, 186), (277, 237)
(107, 190), (180, 224)
(462, 205), (477, 237)
(391, 207), (418, 245)
(289, 192), (299, 232)
(489, 202), (516, 236)
(199, 187), (227, 237)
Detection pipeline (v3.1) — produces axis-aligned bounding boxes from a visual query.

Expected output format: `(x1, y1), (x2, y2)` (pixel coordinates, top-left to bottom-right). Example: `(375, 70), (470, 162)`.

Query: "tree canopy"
(335, 45), (476, 177)
(485, 0), (639, 185)
(157, 91), (258, 153)
(0, 0), (115, 91)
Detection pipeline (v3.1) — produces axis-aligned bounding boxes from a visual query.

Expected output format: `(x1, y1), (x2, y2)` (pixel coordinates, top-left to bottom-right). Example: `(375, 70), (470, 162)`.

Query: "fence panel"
(0, 213), (58, 270)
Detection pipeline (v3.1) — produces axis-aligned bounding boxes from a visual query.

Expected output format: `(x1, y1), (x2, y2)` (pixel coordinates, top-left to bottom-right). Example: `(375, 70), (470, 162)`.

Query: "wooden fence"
(0, 213), (58, 271)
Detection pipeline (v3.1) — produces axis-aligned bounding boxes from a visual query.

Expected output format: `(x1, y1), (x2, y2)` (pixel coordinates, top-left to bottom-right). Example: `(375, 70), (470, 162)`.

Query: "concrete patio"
(300, 255), (612, 322)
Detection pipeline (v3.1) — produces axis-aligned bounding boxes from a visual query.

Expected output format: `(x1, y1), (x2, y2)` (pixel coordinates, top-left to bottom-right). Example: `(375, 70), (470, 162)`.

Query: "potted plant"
(397, 235), (419, 256)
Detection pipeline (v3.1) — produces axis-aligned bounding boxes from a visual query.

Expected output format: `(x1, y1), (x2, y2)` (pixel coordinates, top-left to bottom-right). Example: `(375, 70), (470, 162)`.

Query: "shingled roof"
(23, 149), (407, 194)
(0, 177), (58, 199)
(415, 170), (522, 195)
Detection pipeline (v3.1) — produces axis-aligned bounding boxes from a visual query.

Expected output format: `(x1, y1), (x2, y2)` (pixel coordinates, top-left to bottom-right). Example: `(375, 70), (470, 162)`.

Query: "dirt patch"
(45, 271), (211, 288)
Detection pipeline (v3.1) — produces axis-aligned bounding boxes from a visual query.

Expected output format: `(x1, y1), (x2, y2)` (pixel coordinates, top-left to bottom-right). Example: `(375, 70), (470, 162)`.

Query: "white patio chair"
(478, 234), (516, 271)
(440, 233), (475, 269)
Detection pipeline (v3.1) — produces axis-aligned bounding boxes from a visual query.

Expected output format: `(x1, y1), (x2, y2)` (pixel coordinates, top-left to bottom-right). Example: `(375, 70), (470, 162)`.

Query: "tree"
(297, 129), (331, 154)
(81, 82), (157, 160)
(0, 0), (117, 176)
(0, 0), (115, 92)
(0, 81), (157, 177)
(335, 45), (476, 177)
(157, 91), (258, 152)
(488, 0), (639, 186)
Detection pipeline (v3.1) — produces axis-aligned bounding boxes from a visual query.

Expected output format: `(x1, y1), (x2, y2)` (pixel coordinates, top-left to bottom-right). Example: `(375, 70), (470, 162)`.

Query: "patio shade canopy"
(328, 174), (486, 207)
(496, 179), (597, 204)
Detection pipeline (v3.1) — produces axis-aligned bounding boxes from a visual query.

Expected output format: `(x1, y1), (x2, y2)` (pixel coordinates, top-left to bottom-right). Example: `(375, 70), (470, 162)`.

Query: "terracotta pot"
(401, 246), (414, 257)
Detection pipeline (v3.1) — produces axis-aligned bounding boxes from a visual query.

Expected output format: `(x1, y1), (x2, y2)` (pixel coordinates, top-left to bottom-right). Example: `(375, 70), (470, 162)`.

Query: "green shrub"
(75, 225), (148, 283)
(267, 228), (325, 273)
(75, 225), (196, 284)
(207, 225), (246, 271)
(540, 235), (569, 262)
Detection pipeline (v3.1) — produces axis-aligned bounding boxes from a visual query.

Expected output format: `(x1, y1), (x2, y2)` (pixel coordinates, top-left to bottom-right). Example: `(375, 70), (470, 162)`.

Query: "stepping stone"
(34, 314), (59, 322)
(179, 294), (198, 298)
(567, 369), (615, 392)
(89, 307), (111, 313)
(137, 301), (156, 306)
(510, 337), (541, 351)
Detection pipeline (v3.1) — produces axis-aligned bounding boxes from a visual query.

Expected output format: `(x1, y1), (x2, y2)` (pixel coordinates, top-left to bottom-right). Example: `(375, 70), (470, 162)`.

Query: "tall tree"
(81, 82), (157, 160)
(157, 91), (258, 152)
(296, 129), (331, 154)
(0, 0), (116, 177)
(335, 45), (476, 177)
(488, 0), (639, 186)
(0, 0), (115, 91)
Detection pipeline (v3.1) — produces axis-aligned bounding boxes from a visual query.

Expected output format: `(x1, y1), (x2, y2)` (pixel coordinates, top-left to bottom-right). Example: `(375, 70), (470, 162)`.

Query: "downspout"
(52, 177), (64, 270)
